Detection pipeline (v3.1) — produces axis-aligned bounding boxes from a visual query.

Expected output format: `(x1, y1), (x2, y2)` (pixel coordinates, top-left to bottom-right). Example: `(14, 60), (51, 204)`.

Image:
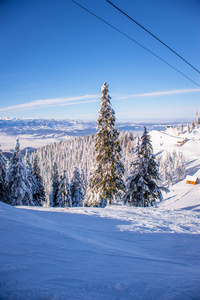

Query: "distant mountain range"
(0, 118), (97, 137)
(0, 118), (184, 155)
(0, 118), (181, 138)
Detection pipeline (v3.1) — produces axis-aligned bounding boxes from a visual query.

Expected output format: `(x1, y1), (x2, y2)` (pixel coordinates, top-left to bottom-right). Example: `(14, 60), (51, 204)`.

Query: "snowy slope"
(1, 201), (200, 300)
(160, 177), (200, 211)
(159, 164), (200, 211)
(150, 127), (200, 211)
(150, 127), (200, 161)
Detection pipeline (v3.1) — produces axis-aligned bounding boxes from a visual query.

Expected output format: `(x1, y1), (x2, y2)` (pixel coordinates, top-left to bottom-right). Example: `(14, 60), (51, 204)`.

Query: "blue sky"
(0, 0), (200, 122)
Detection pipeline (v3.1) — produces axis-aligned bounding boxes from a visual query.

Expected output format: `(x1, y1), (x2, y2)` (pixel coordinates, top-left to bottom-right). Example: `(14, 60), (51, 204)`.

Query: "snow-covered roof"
(186, 175), (198, 181)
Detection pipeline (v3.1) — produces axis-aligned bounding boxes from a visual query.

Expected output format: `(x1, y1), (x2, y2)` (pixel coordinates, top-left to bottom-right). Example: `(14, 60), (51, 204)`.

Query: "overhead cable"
(71, 0), (200, 88)
(106, 0), (200, 74)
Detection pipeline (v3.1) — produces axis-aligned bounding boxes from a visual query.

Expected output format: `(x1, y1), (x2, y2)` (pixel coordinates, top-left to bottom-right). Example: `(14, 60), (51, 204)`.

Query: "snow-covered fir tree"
(24, 151), (40, 206)
(124, 127), (162, 207)
(49, 162), (62, 207)
(70, 167), (84, 207)
(32, 155), (46, 206)
(139, 127), (162, 205)
(59, 170), (71, 207)
(7, 139), (33, 206)
(123, 140), (144, 206)
(80, 169), (87, 199)
(84, 83), (125, 207)
(0, 150), (8, 203)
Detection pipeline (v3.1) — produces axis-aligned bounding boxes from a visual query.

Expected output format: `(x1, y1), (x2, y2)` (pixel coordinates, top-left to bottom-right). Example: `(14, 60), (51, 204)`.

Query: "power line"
(71, 0), (200, 88)
(106, 0), (200, 74)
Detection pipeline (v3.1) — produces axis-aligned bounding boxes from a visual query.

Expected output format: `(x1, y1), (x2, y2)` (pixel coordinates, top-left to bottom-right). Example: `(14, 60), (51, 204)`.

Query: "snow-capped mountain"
(0, 117), (178, 136)
(0, 118), (97, 136)
(0, 118), (182, 152)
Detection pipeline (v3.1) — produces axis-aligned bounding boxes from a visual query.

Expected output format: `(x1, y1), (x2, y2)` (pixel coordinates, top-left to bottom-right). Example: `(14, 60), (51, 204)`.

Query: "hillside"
(149, 127), (200, 209)
(149, 127), (200, 210)
(160, 176), (200, 211)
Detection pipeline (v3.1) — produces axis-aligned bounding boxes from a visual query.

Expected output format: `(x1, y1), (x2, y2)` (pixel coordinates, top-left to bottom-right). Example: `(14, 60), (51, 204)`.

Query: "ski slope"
(151, 126), (200, 161)
(160, 173), (200, 211)
(1, 201), (200, 300)
(150, 127), (200, 211)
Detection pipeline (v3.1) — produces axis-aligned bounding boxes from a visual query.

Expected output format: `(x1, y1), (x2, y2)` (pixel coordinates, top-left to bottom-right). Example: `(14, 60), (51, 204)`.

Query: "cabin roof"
(186, 175), (198, 181)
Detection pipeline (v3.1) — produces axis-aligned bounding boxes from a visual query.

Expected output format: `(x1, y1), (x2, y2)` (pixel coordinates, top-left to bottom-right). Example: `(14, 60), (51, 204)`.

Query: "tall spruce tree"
(139, 126), (162, 206)
(32, 155), (45, 206)
(59, 170), (71, 207)
(80, 169), (87, 199)
(24, 151), (39, 206)
(49, 162), (62, 207)
(70, 167), (83, 207)
(7, 139), (33, 206)
(84, 83), (125, 207)
(124, 127), (162, 207)
(0, 150), (8, 203)
(123, 138), (144, 206)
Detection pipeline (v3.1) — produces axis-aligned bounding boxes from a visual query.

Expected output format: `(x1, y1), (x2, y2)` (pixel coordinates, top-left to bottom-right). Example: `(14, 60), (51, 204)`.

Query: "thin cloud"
(116, 88), (200, 100)
(0, 94), (100, 112)
(1, 88), (200, 113)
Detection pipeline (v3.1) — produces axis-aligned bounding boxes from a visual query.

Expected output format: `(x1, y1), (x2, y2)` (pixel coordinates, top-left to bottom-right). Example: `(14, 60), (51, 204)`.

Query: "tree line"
(0, 142), (85, 207)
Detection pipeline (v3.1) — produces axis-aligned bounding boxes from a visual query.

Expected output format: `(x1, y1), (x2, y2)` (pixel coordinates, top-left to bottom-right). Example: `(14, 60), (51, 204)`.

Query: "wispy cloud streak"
(0, 88), (200, 112)
(0, 94), (100, 112)
(116, 88), (200, 100)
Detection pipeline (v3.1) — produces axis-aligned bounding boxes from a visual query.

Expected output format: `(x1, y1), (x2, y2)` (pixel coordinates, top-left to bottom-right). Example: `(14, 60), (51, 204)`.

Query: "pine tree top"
(101, 82), (108, 93)
(98, 83), (116, 129)
(140, 126), (153, 157)
(9, 138), (23, 167)
(15, 138), (20, 153)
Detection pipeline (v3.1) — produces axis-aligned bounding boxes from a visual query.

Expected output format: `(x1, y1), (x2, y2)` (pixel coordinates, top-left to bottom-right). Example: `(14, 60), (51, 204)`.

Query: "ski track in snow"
(19, 204), (200, 234)
(1, 202), (200, 300)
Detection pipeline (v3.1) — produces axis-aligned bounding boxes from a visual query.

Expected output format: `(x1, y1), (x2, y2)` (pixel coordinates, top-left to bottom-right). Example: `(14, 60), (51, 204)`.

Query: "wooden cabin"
(186, 175), (198, 185)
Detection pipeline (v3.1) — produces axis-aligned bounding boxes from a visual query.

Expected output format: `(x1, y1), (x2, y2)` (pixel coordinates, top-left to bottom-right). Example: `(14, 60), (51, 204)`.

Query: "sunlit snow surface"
(1, 202), (200, 299)
(1, 125), (200, 299)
